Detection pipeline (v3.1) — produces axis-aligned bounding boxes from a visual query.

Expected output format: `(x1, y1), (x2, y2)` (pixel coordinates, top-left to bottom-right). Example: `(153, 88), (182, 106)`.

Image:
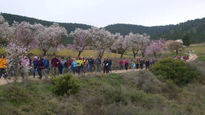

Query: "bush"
(150, 58), (200, 86)
(7, 85), (33, 105)
(51, 74), (80, 96)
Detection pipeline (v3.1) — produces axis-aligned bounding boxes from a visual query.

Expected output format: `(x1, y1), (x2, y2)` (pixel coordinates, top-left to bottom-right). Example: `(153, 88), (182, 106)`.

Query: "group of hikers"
(174, 55), (189, 61)
(119, 58), (156, 70)
(0, 53), (191, 80)
(0, 55), (114, 80)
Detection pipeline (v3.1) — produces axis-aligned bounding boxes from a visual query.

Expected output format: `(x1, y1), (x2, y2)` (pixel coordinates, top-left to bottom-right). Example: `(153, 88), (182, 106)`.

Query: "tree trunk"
(141, 52), (145, 57)
(43, 50), (47, 56)
(176, 49), (179, 54)
(132, 49), (139, 59)
(78, 51), (82, 57)
(154, 52), (157, 58)
(120, 53), (124, 59)
(98, 50), (105, 60)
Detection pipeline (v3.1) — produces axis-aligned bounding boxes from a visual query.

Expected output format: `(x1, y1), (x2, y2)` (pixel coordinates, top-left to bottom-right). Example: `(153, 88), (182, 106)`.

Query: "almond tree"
(111, 34), (131, 59)
(90, 27), (115, 59)
(168, 41), (183, 54)
(68, 28), (92, 57)
(145, 40), (165, 58)
(34, 23), (68, 56)
(10, 21), (39, 50)
(138, 34), (150, 57)
(46, 23), (68, 55)
(0, 15), (12, 46)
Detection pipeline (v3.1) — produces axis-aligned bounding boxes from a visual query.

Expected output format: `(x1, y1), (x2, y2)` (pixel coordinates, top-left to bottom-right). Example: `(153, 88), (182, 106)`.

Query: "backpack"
(39, 60), (44, 69)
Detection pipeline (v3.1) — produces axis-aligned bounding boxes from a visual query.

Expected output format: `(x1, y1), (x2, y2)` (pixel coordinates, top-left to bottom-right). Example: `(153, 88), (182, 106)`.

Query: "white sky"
(0, 0), (205, 27)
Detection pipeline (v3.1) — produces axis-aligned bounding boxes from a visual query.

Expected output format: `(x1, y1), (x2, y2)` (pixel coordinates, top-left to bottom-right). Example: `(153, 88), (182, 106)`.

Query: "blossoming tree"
(145, 39), (165, 58)
(68, 28), (92, 57)
(90, 27), (115, 59)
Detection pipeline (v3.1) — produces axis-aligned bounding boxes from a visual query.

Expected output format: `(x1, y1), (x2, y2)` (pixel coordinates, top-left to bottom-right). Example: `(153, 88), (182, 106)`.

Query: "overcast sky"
(1, 0), (205, 27)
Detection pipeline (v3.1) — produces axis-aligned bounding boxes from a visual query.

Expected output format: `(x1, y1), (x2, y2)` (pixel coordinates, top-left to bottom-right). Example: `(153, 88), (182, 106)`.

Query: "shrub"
(51, 74), (80, 96)
(7, 85), (32, 105)
(150, 58), (200, 86)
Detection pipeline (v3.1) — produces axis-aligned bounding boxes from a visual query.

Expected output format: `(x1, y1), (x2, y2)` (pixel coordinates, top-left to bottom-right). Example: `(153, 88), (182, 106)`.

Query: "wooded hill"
(1, 13), (205, 43)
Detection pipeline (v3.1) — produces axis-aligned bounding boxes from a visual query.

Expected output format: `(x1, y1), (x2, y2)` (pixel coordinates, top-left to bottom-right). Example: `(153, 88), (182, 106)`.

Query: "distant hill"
(1, 13), (205, 43)
(105, 18), (205, 43)
(1, 13), (92, 44)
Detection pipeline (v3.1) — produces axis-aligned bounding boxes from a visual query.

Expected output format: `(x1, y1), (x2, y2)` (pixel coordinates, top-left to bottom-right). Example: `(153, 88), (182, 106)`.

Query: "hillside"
(1, 13), (205, 43)
(1, 13), (92, 44)
(105, 18), (205, 43)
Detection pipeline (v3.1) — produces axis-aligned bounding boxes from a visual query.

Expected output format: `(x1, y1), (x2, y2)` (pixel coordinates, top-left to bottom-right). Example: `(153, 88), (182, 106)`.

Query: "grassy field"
(29, 48), (133, 59)
(0, 70), (205, 115)
(186, 43), (205, 61)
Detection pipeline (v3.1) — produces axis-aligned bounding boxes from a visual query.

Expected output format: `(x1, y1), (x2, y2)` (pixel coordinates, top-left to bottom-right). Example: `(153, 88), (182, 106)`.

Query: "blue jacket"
(72, 61), (77, 68)
(43, 59), (49, 69)
(33, 60), (38, 69)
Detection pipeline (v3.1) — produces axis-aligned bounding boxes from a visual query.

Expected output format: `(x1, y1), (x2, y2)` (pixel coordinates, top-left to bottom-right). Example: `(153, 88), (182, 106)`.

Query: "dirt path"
(187, 54), (198, 62)
(0, 53), (198, 86)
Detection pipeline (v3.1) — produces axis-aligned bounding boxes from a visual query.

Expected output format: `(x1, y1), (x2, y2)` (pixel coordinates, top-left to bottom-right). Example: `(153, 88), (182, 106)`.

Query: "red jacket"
(119, 60), (124, 65)
(51, 58), (59, 67)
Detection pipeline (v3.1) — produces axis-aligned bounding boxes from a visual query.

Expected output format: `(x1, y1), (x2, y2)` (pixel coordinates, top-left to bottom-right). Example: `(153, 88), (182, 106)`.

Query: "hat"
(34, 56), (38, 59)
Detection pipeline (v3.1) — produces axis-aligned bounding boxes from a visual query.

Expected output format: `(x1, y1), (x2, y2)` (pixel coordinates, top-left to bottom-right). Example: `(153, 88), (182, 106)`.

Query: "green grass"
(0, 70), (205, 115)
(28, 48), (132, 58)
(186, 43), (205, 61)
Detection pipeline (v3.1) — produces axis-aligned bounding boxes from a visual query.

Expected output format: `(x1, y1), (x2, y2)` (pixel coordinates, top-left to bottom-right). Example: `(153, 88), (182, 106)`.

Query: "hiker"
(145, 59), (150, 69)
(37, 57), (45, 79)
(95, 57), (101, 72)
(107, 58), (112, 72)
(51, 56), (59, 77)
(103, 58), (109, 73)
(85, 56), (89, 72)
(150, 58), (154, 65)
(124, 59), (129, 70)
(0, 55), (8, 79)
(67, 57), (73, 72)
(8, 59), (14, 79)
(42, 56), (49, 80)
(140, 58), (144, 69)
(33, 56), (38, 78)
(119, 59), (124, 70)
(72, 58), (77, 74)
(81, 57), (86, 73)
(76, 57), (82, 75)
(88, 56), (94, 72)
(60, 57), (67, 75)
(136, 58), (140, 69)
(20, 55), (30, 80)
(131, 59), (136, 69)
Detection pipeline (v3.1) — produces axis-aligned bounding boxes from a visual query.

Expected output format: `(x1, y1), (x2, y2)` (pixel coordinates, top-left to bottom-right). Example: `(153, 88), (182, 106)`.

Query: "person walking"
(124, 59), (129, 70)
(72, 58), (77, 74)
(140, 58), (144, 69)
(42, 56), (49, 80)
(21, 55), (30, 81)
(131, 59), (136, 69)
(51, 56), (59, 77)
(88, 56), (94, 72)
(103, 58), (109, 73)
(0, 55), (8, 79)
(95, 57), (101, 72)
(107, 58), (112, 72)
(60, 57), (67, 75)
(37, 57), (45, 80)
(136, 58), (140, 69)
(145, 59), (150, 69)
(33, 56), (38, 78)
(119, 59), (124, 70)
(81, 57), (86, 73)
(76, 58), (82, 75)
(67, 57), (73, 72)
